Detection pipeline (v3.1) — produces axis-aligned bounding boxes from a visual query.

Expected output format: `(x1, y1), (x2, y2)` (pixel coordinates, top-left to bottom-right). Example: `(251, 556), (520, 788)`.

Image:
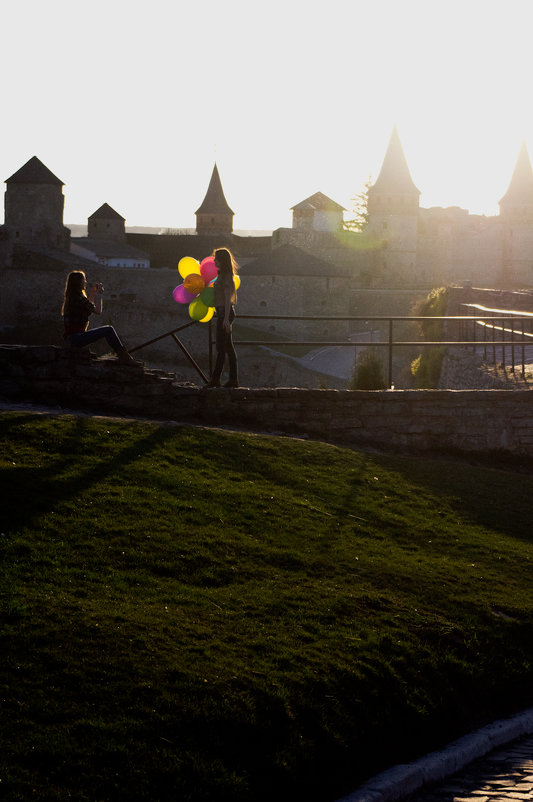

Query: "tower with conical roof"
(195, 164), (234, 235)
(3, 156), (70, 250)
(499, 141), (533, 223)
(499, 141), (533, 283)
(366, 127), (420, 278)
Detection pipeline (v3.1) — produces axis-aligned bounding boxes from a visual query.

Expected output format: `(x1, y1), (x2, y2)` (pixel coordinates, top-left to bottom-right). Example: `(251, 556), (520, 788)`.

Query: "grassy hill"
(1, 411), (533, 801)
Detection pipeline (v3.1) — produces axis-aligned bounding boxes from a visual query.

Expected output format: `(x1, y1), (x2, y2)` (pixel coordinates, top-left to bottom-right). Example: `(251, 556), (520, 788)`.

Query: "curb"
(334, 706), (533, 802)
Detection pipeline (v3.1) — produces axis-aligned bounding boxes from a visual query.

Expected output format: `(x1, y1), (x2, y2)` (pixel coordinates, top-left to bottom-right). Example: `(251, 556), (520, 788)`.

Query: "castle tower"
(499, 142), (533, 223)
(195, 164), (234, 235)
(88, 203), (126, 241)
(290, 192), (345, 231)
(366, 127), (420, 278)
(499, 142), (533, 284)
(3, 156), (70, 250)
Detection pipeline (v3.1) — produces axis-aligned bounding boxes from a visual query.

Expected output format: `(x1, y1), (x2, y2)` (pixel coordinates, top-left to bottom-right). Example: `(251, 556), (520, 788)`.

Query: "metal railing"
(130, 311), (533, 388)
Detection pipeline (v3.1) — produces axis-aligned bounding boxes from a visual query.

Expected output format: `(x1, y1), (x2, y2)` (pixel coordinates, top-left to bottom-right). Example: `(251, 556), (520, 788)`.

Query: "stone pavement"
(405, 734), (533, 801)
(336, 708), (533, 802)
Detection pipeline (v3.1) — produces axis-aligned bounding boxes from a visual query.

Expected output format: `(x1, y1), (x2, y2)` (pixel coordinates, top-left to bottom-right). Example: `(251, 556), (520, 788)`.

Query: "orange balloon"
(184, 274), (205, 294)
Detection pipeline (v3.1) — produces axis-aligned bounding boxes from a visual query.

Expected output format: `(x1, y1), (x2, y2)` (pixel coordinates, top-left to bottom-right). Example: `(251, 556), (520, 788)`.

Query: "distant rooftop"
(71, 237), (149, 259)
(5, 156), (64, 186)
(89, 203), (125, 221)
(291, 191), (346, 212)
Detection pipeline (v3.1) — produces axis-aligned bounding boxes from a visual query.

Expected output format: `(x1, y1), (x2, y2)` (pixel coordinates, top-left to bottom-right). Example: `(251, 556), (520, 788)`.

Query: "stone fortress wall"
(0, 260), (425, 389)
(2, 345), (533, 461)
(4, 129), (533, 390)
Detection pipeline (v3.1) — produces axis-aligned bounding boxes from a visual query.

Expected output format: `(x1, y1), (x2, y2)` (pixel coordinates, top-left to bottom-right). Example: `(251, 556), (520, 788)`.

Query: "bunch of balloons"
(173, 256), (241, 322)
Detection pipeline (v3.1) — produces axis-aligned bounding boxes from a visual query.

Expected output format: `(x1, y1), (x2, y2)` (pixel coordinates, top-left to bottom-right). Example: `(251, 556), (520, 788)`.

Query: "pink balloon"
(173, 284), (197, 304)
(200, 257), (218, 284)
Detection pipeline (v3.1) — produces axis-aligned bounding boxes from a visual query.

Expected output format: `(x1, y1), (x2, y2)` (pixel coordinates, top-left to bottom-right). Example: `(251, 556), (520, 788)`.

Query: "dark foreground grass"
(1, 411), (533, 801)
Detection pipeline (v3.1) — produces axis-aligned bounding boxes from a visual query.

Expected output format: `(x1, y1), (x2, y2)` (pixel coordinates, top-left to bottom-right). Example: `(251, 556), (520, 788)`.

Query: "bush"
(349, 349), (387, 389)
(411, 346), (446, 388)
(410, 287), (449, 388)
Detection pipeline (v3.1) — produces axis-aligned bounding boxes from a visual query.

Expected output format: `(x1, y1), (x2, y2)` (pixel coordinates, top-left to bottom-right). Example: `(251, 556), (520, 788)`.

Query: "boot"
(117, 348), (141, 366)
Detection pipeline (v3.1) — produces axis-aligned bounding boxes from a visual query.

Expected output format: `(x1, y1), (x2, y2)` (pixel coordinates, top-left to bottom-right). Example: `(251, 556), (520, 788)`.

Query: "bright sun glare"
(0, 0), (532, 230)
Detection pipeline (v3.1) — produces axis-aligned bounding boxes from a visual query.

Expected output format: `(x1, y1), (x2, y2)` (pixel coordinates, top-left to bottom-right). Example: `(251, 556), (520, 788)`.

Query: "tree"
(344, 176), (371, 232)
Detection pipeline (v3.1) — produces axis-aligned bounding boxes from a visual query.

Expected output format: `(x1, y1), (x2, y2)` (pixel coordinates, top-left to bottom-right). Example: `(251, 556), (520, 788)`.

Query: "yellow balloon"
(200, 307), (215, 323)
(234, 274), (241, 290)
(178, 256), (201, 279)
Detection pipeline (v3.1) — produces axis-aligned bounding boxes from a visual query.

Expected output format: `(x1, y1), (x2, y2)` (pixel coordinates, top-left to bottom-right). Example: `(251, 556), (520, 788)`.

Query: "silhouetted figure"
(206, 248), (239, 387)
(62, 270), (138, 365)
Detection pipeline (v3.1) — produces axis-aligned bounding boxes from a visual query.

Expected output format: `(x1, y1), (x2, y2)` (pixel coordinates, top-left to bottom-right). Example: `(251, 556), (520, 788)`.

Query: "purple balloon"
(173, 284), (197, 304)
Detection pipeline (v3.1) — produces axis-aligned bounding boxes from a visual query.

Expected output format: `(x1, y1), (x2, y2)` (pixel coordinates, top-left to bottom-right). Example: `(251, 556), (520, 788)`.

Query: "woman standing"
(62, 270), (137, 365)
(206, 247), (239, 388)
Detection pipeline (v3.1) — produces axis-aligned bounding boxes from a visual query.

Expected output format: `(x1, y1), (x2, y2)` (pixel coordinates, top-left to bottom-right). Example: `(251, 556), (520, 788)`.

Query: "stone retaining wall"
(439, 347), (530, 390)
(1, 345), (533, 459)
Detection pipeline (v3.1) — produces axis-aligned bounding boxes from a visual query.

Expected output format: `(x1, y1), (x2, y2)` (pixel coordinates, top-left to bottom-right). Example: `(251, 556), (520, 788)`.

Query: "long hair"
(62, 270), (86, 314)
(213, 248), (238, 277)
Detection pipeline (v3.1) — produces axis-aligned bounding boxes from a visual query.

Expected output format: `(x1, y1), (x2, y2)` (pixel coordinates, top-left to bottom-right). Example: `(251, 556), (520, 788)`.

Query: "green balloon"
(200, 286), (215, 306)
(189, 298), (209, 321)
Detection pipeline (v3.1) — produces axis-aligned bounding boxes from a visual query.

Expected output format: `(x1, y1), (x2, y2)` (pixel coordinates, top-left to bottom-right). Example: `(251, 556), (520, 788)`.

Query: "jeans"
(67, 326), (124, 353)
(211, 307), (238, 382)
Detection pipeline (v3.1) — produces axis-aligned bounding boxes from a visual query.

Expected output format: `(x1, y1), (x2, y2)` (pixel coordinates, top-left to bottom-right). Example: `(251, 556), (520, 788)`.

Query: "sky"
(1, 0), (533, 232)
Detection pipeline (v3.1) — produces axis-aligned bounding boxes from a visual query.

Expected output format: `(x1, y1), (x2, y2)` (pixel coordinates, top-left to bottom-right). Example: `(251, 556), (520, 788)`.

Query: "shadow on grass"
(371, 449), (533, 545)
(0, 414), (171, 535)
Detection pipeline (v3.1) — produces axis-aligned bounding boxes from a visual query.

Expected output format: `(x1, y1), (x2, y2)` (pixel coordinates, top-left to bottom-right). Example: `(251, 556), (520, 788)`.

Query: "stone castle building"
(195, 163), (234, 236)
(2, 137), (533, 388)
(276, 127), (533, 290)
(366, 126), (420, 279)
(290, 192), (346, 232)
(0, 156), (70, 254)
(71, 204), (150, 269)
(3, 134), (533, 290)
(367, 128), (533, 288)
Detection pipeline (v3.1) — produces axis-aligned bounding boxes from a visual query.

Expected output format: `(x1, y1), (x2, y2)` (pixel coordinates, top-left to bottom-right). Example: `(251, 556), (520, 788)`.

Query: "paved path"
(405, 734), (533, 801)
(337, 710), (533, 802)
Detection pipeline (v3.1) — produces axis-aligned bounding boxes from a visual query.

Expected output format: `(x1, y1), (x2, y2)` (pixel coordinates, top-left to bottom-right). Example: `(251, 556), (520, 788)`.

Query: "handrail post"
(388, 318), (393, 388)
(171, 333), (209, 383)
(208, 319), (213, 375)
(522, 319), (526, 378)
(502, 315), (506, 371)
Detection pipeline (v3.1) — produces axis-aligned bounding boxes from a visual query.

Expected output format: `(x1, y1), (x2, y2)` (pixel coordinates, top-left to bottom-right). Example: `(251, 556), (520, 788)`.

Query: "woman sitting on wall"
(62, 270), (138, 365)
